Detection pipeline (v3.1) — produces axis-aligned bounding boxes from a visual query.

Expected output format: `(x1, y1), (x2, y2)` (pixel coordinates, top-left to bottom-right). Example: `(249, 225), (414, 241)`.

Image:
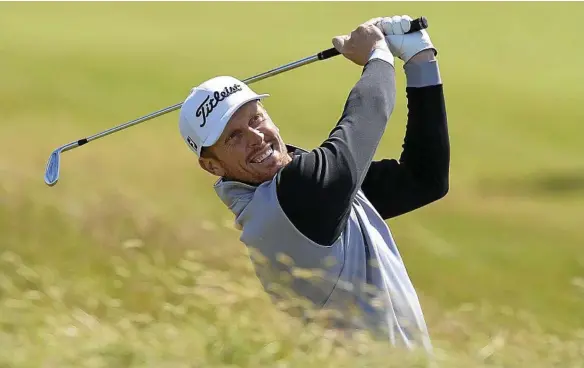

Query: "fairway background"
(1, 2), (584, 366)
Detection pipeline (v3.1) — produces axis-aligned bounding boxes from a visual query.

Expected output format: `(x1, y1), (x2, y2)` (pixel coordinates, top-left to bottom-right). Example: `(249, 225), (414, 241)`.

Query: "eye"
(226, 130), (241, 144)
(249, 113), (264, 127)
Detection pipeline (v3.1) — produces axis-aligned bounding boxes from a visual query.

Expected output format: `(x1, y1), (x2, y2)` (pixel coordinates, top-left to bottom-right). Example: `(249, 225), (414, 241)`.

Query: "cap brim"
(201, 94), (270, 148)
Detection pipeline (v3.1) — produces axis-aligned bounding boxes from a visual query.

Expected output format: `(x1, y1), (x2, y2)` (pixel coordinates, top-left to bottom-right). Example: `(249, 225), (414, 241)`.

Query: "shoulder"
(238, 175), (341, 250)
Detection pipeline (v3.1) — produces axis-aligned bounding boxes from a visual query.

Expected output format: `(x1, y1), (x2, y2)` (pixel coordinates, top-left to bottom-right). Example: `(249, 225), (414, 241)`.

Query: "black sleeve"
(360, 84), (450, 219)
(276, 58), (396, 246)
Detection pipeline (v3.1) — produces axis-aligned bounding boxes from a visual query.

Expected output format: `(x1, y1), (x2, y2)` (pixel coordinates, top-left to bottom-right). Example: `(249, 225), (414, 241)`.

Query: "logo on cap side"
(186, 136), (198, 151)
(196, 84), (243, 127)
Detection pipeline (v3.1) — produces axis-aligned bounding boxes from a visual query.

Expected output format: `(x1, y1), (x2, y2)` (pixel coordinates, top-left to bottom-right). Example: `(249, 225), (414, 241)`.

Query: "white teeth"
(252, 147), (273, 164)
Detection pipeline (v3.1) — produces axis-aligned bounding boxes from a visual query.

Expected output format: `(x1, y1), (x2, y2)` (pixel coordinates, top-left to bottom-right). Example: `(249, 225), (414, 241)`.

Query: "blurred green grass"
(1, 2), (584, 366)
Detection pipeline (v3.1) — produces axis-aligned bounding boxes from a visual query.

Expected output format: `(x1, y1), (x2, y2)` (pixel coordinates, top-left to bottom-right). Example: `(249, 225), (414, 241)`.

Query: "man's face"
(199, 100), (291, 185)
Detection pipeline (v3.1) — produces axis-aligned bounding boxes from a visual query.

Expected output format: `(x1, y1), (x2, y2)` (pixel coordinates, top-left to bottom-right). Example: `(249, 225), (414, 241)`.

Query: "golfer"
(178, 15), (449, 352)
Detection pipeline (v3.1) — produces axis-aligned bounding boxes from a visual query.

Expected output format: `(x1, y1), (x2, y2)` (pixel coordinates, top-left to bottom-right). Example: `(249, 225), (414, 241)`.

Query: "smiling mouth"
(250, 144), (274, 164)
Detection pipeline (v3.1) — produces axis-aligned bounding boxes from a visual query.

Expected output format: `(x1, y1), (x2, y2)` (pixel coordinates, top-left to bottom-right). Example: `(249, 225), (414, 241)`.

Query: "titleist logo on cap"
(196, 84), (243, 127)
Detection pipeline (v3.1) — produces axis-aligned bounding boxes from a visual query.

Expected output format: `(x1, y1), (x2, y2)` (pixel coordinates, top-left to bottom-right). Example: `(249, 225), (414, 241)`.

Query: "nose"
(246, 127), (264, 146)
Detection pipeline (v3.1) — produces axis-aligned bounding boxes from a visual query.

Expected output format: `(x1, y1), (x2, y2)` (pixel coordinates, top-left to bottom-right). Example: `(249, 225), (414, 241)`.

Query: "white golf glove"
(378, 15), (436, 64)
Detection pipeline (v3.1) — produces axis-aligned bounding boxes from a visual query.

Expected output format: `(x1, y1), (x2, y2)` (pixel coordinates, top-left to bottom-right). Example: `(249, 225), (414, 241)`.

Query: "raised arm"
(360, 15), (450, 219)
(276, 20), (397, 246)
(361, 50), (450, 219)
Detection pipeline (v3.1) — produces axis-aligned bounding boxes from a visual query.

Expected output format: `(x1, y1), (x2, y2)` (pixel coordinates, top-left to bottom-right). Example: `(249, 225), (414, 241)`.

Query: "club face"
(44, 149), (61, 186)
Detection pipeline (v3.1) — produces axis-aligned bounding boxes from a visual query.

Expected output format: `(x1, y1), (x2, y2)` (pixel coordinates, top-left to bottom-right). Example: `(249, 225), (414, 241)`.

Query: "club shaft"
(242, 54), (319, 84)
(78, 54), (320, 148)
(82, 102), (183, 146)
(47, 16), (430, 187)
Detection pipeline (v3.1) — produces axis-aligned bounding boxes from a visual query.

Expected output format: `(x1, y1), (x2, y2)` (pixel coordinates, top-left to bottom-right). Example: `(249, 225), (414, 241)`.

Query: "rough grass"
(1, 195), (583, 367)
(1, 2), (584, 366)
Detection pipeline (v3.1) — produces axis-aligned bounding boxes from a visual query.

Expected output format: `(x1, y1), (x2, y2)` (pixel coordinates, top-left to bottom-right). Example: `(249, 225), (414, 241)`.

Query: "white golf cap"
(178, 76), (269, 157)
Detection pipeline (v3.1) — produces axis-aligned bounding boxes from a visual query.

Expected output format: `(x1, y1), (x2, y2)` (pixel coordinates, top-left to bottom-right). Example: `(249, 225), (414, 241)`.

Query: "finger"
(363, 17), (383, 27)
(400, 15), (413, 33)
(391, 15), (404, 35)
(380, 17), (393, 35)
(332, 35), (348, 52)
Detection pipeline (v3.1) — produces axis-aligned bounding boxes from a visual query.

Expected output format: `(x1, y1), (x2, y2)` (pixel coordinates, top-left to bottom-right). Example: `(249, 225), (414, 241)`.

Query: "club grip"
(408, 16), (428, 33)
(317, 16), (428, 60)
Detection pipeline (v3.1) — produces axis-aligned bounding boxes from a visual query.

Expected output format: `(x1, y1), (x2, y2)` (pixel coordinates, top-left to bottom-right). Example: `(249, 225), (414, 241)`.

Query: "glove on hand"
(378, 15), (437, 64)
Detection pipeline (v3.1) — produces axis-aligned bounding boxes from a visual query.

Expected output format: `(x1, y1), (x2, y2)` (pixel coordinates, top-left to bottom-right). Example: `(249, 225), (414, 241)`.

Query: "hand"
(332, 18), (392, 66)
(378, 15), (437, 64)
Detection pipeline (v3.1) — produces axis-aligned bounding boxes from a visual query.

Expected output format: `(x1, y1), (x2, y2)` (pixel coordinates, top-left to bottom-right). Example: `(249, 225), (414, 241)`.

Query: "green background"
(1, 2), (583, 366)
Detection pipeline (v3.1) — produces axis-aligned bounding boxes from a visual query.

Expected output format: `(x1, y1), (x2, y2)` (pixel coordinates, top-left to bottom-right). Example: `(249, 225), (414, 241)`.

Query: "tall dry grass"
(1, 194), (583, 367)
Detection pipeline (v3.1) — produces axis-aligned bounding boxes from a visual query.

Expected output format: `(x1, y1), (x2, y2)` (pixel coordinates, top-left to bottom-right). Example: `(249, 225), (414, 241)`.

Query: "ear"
(198, 156), (226, 177)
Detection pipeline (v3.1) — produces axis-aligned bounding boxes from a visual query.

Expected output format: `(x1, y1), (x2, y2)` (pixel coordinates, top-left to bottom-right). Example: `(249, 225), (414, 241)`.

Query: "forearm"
(402, 57), (449, 191)
(329, 55), (397, 189)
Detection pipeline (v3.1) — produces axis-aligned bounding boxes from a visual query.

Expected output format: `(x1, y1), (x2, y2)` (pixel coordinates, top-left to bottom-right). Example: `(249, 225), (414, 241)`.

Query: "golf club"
(44, 17), (428, 187)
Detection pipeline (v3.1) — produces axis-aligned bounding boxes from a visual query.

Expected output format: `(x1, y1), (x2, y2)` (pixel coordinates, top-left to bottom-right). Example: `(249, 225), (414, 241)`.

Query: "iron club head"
(44, 148), (62, 186)
(44, 140), (84, 186)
